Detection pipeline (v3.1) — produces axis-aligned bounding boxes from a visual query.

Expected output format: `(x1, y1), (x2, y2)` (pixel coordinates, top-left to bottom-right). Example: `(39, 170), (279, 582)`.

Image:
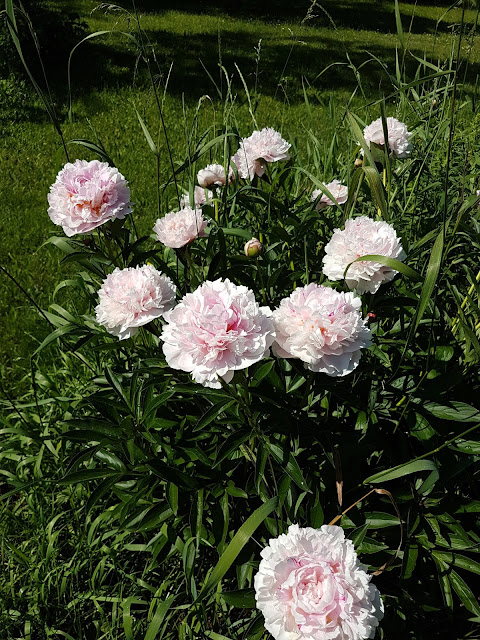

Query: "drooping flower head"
(95, 264), (176, 340)
(254, 524), (384, 640)
(362, 117), (412, 159)
(160, 278), (275, 388)
(272, 283), (371, 377)
(197, 163), (232, 188)
(47, 159), (132, 237)
(180, 186), (213, 209)
(312, 180), (349, 208)
(232, 127), (291, 180)
(322, 216), (405, 294)
(153, 207), (208, 249)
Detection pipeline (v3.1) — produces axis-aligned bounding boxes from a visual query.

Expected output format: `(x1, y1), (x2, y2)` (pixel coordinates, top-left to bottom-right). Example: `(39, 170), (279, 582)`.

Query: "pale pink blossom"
(322, 216), (405, 294)
(362, 117), (412, 159)
(232, 127), (291, 180)
(244, 238), (263, 258)
(254, 524), (384, 640)
(95, 264), (176, 340)
(272, 283), (371, 376)
(153, 207), (208, 249)
(197, 163), (232, 188)
(160, 279), (275, 388)
(47, 159), (132, 237)
(312, 180), (349, 208)
(180, 186), (213, 208)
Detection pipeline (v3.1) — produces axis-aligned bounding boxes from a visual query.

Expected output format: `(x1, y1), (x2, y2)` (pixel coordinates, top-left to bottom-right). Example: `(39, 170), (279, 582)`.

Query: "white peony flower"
(254, 524), (384, 640)
(160, 278), (275, 388)
(153, 207), (208, 249)
(197, 163), (232, 188)
(95, 264), (176, 340)
(180, 186), (213, 209)
(232, 127), (291, 180)
(312, 180), (349, 208)
(362, 117), (412, 159)
(272, 283), (371, 376)
(322, 216), (406, 294)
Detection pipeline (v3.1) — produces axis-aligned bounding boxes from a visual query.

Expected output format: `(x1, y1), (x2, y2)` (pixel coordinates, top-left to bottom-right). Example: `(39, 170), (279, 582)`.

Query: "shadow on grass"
(124, 0), (466, 34)
(5, 0), (476, 124)
(69, 26), (472, 105)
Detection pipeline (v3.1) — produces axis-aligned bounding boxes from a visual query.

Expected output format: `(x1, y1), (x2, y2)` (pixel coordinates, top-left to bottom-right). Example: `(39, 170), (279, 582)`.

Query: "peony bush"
(29, 108), (479, 640)
(2, 4), (480, 640)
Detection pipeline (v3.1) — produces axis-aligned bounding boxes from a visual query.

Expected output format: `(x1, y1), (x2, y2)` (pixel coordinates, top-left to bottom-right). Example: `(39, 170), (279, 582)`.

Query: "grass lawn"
(1, 0), (479, 380)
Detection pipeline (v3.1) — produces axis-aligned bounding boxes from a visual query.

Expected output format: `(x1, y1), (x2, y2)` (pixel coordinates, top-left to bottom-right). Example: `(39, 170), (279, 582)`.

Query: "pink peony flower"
(160, 278), (275, 388)
(153, 207), (208, 249)
(272, 283), (371, 377)
(312, 180), (349, 208)
(197, 163), (232, 188)
(254, 524), (384, 640)
(362, 117), (412, 159)
(95, 264), (176, 340)
(47, 159), (132, 237)
(180, 186), (213, 209)
(322, 216), (405, 294)
(232, 127), (291, 180)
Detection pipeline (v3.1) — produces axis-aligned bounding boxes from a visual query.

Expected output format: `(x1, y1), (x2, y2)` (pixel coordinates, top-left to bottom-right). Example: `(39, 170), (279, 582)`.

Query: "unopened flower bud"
(244, 237), (263, 258)
(354, 158), (363, 167)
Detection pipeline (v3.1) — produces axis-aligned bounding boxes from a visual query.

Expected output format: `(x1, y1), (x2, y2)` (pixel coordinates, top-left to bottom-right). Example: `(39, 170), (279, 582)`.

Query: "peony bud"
(244, 237), (263, 258)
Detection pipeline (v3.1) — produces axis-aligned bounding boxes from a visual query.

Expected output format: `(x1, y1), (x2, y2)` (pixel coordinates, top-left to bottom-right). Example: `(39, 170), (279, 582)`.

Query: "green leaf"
(453, 440), (480, 454)
(402, 543), (419, 579)
(449, 570), (480, 616)
(364, 459), (439, 491)
(249, 361), (275, 387)
(33, 324), (79, 355)
(214, 431), (251, 468)
(423, 401), (480, 423)
(364, 512), (401, 528)
(432, 552), (480, 577)
(105, 367), (131, 411)
(362, 166), (387, 219)
(58, 468), (123, 485)
(194, 399), (236, 431)
(144, 594), (176, 640)
(266, 443), (310, 493)
(220, 589), (256, 608)
(135, 107), (158, 155)
(220, 227), (252, 240)
(433, 556), (453, 610)
(344, 255), (421, 282)
(394, 0), (405, 51)
(346, 111), (379, 171)
(195, 497), (279, 602)
(146, 460), (199, 490)
(412, 230), (444, 335)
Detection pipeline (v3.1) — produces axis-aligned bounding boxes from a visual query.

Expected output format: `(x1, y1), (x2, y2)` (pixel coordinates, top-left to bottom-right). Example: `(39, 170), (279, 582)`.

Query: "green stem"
(387, 421), (480, 471)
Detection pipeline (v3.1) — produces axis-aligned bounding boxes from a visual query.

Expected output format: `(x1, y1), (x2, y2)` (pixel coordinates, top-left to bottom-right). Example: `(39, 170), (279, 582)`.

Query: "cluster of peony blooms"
(46, 118), (414, 637)
(254, 524), (384, 640)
